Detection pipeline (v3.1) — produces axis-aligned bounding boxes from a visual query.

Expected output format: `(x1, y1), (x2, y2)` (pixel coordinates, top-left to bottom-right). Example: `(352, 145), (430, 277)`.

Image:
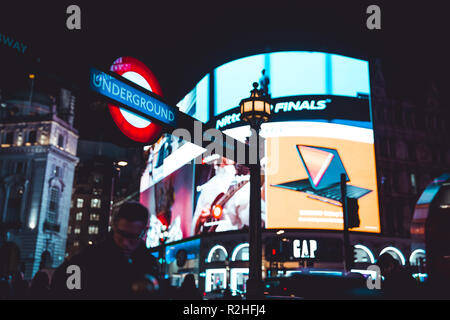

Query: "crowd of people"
(0, 270), (52, 299)
(0, 201), (439, 300)
(0, 270), (202, 300)
(0, 202), (203, 300)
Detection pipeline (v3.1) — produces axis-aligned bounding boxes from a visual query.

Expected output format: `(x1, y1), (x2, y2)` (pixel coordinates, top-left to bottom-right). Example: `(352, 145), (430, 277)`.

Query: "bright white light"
(261, 121), (374, 143)
(379, 247), (406, 266)
(119, 71), (153, 128)
(354, 244), (376, 264)
(309, 270), (342, 276)
(140, 141), (206, 192)
(122, 71), (152, 91)
(230, 268), (249, 292)
(119, 108), (151, 128)
(202, 154), (220, 164)
(412, 273), (428, 282)
(409, 249), (426, 266)
(231, 243), (249, 261)
(28, 208), (38, 229)
(205, 269), (227, 292)
(117, 161), (128, 167)
(207, 245), (228, 263)
(223, 121), (374, 145)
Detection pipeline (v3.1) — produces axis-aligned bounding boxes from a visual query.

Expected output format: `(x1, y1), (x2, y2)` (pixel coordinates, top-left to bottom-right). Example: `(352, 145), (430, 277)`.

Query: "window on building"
(93, 174), (103, 184)
(74, 228), (81, 235)
(380, 138), (389, 157)
(407, 112), (416, 129)
(68, 226), (72, 234)
(92, 188), (103, 196)
(58, 134), (65, 148)
(15, 162), (24, 174)
(389, 140), (397, 158)
(47, 186), (60, 225)
(441, 118), (447, 132)
(88, 225), (99, 235)
(410, 173), (417, 194)
(90, 213), (100, 221)
(394, 109), (403, 127)
(75, 212), (83, 221)
(73, 241), (79, 247)
(381, 172), (391, 193)
(5, 132), (13, 145)
(28, 130), (37, 144)
(39, 132), (48, 145)
(5, 184), (24, 223)
(91, 198), (101, 208)
(408, 143), (416, 161)
(76, 198), (84, 208)
(16, 132), (23, 146)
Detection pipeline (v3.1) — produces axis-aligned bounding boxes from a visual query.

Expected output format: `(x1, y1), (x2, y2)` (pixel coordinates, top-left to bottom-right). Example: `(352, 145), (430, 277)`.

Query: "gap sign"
(90, 68), (177, 127)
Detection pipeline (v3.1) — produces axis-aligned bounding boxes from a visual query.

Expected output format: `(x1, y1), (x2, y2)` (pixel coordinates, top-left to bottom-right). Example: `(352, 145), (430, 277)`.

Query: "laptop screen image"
(296, 145), (349, 190)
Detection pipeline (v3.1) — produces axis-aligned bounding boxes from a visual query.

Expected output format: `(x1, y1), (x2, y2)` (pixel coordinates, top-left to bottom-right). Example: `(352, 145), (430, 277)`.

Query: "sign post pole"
(341, 173), (351, 273)
(248, 126), (263, 299)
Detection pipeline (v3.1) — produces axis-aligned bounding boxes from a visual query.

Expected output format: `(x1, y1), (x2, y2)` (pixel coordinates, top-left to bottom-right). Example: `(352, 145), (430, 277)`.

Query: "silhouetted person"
(259, 69), (270, 97)
(377, 253), (418, 298)
(160, 278), (178, 300)
(0, 276), (12, 300)
(51, 201), (161, 299)
(29, 271), (50, 299)
(11, 271), (29, 299)
(176, 274), (202, 300)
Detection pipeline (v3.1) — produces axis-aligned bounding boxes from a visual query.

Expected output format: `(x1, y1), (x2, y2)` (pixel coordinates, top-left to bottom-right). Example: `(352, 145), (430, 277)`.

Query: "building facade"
(0, 89), (79, 280)
(66, 140), (145, 259)
(371, 59), (450, 238)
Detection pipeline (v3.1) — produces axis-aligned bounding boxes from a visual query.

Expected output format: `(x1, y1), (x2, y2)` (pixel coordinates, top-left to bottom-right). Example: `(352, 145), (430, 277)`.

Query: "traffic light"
(265, 238), (285, 261)
(265, 238), (292, 261)
(265, 240), (278, 261)
(347, 197), (360, 229)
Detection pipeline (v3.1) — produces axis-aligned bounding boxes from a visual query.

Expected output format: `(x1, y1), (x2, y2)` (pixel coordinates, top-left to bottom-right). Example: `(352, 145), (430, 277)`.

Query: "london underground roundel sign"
(108, 57), (163, 143)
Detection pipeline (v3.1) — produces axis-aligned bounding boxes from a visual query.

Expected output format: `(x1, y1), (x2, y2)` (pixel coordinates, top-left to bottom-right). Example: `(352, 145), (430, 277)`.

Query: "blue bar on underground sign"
(89, 68), (177, 127)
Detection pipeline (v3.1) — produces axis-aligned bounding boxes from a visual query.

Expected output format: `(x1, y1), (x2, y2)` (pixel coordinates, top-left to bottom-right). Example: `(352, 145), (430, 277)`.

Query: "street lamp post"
(109, 160), (128, 224)
(28, 73), (35, 115)
(239, 82), (271, 299)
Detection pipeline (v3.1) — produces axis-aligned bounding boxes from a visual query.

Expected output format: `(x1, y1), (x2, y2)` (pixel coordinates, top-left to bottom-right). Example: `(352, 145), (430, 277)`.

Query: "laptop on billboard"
(271, 145), (371, 202)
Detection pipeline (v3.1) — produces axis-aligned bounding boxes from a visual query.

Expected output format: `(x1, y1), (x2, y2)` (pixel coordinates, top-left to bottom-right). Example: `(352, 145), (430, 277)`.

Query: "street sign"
(107, 57), (164, 143)
(90, 67), (177, 128)
(90, 67), (252, 164)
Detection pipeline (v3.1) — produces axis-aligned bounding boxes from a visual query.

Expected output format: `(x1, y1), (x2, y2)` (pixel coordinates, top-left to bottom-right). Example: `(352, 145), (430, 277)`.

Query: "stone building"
(0, 89), (79, 280)
(66, 140), (144, 259)
(371, 60), (450, 238)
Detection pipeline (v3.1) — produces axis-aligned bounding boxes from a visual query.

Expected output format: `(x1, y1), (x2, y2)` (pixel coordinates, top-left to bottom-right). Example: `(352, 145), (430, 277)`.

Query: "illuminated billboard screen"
(263, 121), (379, 232)
(142, 50), (380, 242)
(192, 157), (253, 235)
(217, 93), (380, 232)
(141, 161), (195, 248)
(176, 74), (210, 123)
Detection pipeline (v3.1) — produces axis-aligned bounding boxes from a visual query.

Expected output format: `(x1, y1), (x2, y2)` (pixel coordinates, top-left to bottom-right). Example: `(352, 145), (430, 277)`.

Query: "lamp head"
(239, 83), (271, 129)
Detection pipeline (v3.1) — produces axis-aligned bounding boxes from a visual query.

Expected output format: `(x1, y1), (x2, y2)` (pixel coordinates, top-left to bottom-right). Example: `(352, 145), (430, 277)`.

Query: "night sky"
(1, 1), (448, 143)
